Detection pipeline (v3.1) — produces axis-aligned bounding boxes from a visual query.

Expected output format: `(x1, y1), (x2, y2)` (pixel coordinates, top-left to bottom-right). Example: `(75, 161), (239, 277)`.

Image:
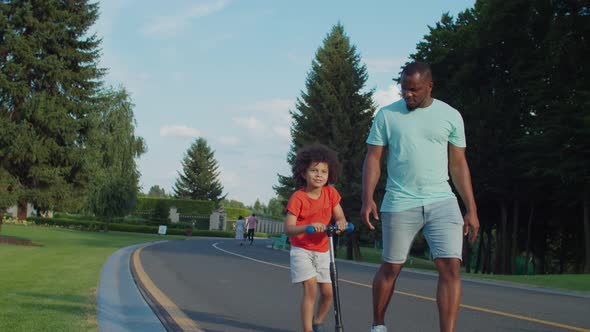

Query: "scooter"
(306, 223), (354, 332)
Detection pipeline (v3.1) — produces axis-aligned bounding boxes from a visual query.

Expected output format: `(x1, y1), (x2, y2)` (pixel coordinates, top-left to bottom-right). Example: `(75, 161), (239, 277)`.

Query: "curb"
(129, 242), (204, 332)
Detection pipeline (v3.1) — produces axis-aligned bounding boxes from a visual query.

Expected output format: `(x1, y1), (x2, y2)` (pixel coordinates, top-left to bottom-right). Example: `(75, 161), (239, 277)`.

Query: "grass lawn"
(336, 245), (590, 293)
(0, 224), (185, 332)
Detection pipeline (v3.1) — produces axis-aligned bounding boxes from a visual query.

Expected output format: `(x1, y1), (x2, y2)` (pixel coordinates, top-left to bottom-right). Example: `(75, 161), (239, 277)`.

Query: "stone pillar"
(209, 208), (227, 231)
(169, 206), (179, 223)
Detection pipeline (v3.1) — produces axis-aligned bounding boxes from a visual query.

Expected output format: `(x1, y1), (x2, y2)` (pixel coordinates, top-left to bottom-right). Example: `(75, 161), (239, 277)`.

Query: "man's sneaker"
(370, 325), (387, 332)
(312, 323), (325, 332)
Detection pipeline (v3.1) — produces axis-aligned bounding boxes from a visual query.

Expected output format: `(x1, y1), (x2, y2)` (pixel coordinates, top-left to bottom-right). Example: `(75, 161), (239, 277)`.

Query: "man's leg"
(372, 262), (403, 326)
(434, 258), (461, 332)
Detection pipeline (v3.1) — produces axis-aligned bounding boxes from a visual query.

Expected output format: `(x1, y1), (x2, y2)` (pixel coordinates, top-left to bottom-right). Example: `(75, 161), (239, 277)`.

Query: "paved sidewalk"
(97, 243), (165, 332)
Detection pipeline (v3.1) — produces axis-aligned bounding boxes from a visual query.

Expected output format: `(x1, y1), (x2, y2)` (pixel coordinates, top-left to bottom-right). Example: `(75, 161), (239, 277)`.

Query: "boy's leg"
(301, 278), (318, 332)
(314, 282), (333, 324)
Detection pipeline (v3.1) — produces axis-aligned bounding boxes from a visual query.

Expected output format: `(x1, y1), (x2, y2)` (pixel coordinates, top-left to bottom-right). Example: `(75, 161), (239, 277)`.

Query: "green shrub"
(108, 223), (158, 233)
(151, 199), (170, 224)
(27, 217), (104, 231)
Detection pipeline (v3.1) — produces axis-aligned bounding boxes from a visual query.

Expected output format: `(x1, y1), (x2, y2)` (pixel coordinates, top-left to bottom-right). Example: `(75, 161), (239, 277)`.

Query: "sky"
(93, 0), (475, 206)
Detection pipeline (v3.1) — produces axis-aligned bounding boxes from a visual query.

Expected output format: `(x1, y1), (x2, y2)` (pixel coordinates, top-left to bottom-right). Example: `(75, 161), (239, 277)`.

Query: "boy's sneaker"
(370, 325), (387, 332)
(312, 323), (325, 332)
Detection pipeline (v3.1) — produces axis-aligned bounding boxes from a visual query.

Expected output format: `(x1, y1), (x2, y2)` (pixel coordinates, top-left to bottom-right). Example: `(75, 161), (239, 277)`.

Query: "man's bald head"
(401, 62), (432, 82)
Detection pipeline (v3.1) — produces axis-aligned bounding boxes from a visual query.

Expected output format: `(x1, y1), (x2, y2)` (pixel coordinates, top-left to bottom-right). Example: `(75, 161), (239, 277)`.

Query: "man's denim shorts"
(381, 198), (464, 264)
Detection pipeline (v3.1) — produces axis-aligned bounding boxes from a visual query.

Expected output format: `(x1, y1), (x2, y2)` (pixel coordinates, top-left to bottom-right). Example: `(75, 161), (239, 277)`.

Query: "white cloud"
(94, 0), (133, 38)
(221, 169), (250, 188)
(365, 57), (406, 74)
(142, 0), (229, 37)
(160, 125), (201, 138)
(99, 45), (151, 97)
(242, 98), (293, 113)
(232, 116), (266, 131)
(374, 85), (402, 109)
(218, 135), (240, 146)
(272, 126), (291, 142)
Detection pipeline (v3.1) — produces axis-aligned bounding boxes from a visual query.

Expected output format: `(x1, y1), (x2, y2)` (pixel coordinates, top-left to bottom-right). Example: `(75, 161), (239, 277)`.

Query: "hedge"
(224, 207), (252, 220)
(25, 217), (233, 237)
(135, 197), (215, 215)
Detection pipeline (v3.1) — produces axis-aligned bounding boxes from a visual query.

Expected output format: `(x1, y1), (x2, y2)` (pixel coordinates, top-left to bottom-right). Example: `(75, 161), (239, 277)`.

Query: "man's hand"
(463, 211), (480, 243)
(361, 199), (379, 231)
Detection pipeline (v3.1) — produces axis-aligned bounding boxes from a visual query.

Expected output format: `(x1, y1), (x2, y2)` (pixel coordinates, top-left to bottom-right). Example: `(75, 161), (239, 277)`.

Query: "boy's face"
(303, 162), (329, 190)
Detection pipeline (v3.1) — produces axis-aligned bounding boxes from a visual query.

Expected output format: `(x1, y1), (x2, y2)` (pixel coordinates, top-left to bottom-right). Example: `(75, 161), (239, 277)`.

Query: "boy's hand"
(310, 223), (325, 233)
(335, 220), (347, 232)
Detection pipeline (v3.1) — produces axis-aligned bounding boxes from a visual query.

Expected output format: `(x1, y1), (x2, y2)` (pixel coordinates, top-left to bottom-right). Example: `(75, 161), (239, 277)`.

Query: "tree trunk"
(484, 226), (493, 274)
(583, 194), (590, 273)
(475, 226), (484, 273)
(539, 218), (547, 274)
(17, 199), (27, 221)
(346, 233), (353, 260)
(497, 200), (508, 274)
(511, 199), (519, 274)
(352, 231), (363, 261)
(524, 202), (535, 275)
(559, 228), (565, 274)
(464, 240), (471, 273)
(0, 210), (4, 234)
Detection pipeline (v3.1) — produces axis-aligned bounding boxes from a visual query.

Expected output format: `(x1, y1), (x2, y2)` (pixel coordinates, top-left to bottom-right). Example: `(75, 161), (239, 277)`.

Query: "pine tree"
(173, 138), (225, 204)
(0, 0), (105, 214)
(274, 23), (375, 221)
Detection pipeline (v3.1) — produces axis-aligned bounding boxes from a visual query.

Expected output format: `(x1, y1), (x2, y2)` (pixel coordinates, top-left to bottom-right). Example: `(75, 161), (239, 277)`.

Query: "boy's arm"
(285, 212), (322, 235)
(332, 203), (348, 231)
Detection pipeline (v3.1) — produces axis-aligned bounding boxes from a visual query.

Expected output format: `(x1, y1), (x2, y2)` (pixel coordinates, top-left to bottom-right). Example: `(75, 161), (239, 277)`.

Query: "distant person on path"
(246, 213), (258, 245)
(361, 62), (480, 332)
(235, 216), (246, 246)
(284, 144), (348, 332)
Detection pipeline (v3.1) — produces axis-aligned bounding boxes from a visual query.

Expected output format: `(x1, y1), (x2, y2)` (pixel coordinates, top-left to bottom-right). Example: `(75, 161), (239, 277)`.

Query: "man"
(246, 213), (258, 245)
(361, 62), (479, 332)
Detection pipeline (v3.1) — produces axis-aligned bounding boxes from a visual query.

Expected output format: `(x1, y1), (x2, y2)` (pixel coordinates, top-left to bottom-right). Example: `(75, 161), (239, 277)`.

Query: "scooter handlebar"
(305, 223), (354, 234)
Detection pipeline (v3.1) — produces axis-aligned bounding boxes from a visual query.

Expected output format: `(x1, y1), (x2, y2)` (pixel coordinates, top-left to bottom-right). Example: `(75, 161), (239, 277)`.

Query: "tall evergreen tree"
(274, 23), (375, 223)
(173, 138), (225, 204)
(0, 0), (104, 214)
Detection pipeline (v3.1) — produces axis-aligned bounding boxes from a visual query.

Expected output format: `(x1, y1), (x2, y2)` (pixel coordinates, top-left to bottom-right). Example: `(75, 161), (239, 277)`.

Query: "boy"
(285, 144), (348, 332)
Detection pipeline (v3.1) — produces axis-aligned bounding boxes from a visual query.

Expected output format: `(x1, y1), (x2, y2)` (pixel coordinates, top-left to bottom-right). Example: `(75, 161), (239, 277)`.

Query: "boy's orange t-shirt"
(286, 185), (341, 252)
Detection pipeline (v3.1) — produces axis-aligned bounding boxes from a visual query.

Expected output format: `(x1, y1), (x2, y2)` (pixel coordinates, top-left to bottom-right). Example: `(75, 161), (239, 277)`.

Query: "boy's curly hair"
(292, 143), (341, 188)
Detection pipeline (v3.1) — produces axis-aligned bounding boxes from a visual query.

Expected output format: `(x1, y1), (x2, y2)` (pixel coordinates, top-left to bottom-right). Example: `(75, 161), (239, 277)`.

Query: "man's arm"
(448, 144), (479, 243)
(361, 144), (385, 230)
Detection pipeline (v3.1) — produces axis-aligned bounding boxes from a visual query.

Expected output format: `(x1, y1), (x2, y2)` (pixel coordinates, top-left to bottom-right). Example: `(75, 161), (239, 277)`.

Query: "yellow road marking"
(132, 247), (204, 332)
(214, 243), (590, 332)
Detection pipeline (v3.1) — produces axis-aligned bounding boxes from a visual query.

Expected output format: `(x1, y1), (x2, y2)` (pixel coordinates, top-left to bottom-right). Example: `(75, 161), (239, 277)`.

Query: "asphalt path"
(137, 238), (590, 332)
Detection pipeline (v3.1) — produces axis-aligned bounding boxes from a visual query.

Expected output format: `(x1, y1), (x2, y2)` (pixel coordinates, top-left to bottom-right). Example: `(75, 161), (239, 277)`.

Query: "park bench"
(271, 233), (288, 250)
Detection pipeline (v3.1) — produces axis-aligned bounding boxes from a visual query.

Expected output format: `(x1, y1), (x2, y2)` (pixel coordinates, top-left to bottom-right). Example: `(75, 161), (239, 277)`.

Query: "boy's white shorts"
(290, 246), (331, 284)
